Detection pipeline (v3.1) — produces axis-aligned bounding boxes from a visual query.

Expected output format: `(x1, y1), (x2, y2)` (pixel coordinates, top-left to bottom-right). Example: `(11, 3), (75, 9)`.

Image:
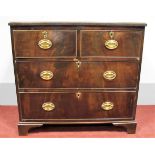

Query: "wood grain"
(19, 92), (136, 120)
(9, 23), (146, 135)
(16, 61), (139, 89)
(80, 30), (143, 57)
(13, 30), (77, 57)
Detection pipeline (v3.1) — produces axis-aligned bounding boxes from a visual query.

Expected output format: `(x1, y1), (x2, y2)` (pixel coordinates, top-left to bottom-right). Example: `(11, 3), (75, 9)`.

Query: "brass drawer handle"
(42, 102), (55, 111)
(40, 71), (53, 80)
(101, 101), (114, 111)
(105, 31), (118, 50)
(103, 70), (116, 80)
(38, 31), (52, 49)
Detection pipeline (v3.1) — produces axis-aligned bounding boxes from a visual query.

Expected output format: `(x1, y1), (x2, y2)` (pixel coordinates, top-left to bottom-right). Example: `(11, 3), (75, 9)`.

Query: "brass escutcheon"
(74, 58), (81, 69)
(38, 31), (52, 49)
(103, 70), (116, 80)
(40, 70), (53, 80)
(101, 101), (114, 111)
(42, 102), (55, 111)
(76, 92), (81, 99)
(76, 60), (81, 68)
(105, 31), (118, 50)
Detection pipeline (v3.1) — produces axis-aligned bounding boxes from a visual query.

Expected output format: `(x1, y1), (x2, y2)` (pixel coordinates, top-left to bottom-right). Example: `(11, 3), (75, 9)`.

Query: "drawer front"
(16, 61), (138, 89)
(79, 61), (139, 88)
(13, 30), (77, 57)
(16, 61), (79, 88)
(20, 92), (135, 120)
(80, 30), (143, 57)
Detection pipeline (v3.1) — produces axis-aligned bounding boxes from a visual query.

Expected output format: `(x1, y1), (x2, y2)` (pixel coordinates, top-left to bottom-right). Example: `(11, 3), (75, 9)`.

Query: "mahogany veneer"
(9, 22), (146, 135)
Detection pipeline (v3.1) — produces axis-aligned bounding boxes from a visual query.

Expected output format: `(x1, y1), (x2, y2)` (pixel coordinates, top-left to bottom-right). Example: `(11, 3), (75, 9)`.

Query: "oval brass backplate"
(103, 70), (116, 81)
(105, 39), (118, 50)
(101, 101), (114, 111)
(38, 39), (52, 50)
(40, 71), (53, 80)
(42, 102), (55, 111)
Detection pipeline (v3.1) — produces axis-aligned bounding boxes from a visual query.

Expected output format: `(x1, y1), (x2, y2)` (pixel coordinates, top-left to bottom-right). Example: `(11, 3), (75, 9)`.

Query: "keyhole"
(42, 31), (48, 38)
(76, 92), (81, 99)
(76, 61), (81, 68)
(109, 31), (114, 39)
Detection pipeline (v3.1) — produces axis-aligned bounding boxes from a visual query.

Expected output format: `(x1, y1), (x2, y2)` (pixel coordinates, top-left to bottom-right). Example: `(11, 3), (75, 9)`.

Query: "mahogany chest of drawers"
(9, 22), (146, 135)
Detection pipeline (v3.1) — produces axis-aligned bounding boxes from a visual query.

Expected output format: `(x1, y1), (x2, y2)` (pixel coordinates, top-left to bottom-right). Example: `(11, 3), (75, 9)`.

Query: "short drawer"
(19, 92), (136, 120)
(79, 61), (139, 88)
(13, 30), (77, 57)
(80, 30), (144, 57)
(16, 61), (79, 88)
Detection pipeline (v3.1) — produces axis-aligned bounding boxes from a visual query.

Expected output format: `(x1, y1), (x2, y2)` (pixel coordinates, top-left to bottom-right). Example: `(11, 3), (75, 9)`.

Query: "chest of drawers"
(9, 22), (146, 135)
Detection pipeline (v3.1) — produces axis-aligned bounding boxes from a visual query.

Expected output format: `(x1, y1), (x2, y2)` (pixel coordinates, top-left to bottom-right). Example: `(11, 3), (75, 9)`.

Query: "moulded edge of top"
(8, 22), (147, 27)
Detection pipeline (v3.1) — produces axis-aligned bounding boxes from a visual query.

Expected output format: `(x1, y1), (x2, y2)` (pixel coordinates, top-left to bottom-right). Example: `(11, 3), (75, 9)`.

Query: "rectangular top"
(8, 22), (147, 27)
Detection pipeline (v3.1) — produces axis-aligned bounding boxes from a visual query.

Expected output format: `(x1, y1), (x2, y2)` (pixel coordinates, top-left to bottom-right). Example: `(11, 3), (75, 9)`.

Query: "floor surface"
(0, 105), (155, 138)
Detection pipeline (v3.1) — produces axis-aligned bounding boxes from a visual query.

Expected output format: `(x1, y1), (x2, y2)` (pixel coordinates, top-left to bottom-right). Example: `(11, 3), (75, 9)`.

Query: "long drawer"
(19, 91), (136, 120)
(16, 61), (139, 89)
